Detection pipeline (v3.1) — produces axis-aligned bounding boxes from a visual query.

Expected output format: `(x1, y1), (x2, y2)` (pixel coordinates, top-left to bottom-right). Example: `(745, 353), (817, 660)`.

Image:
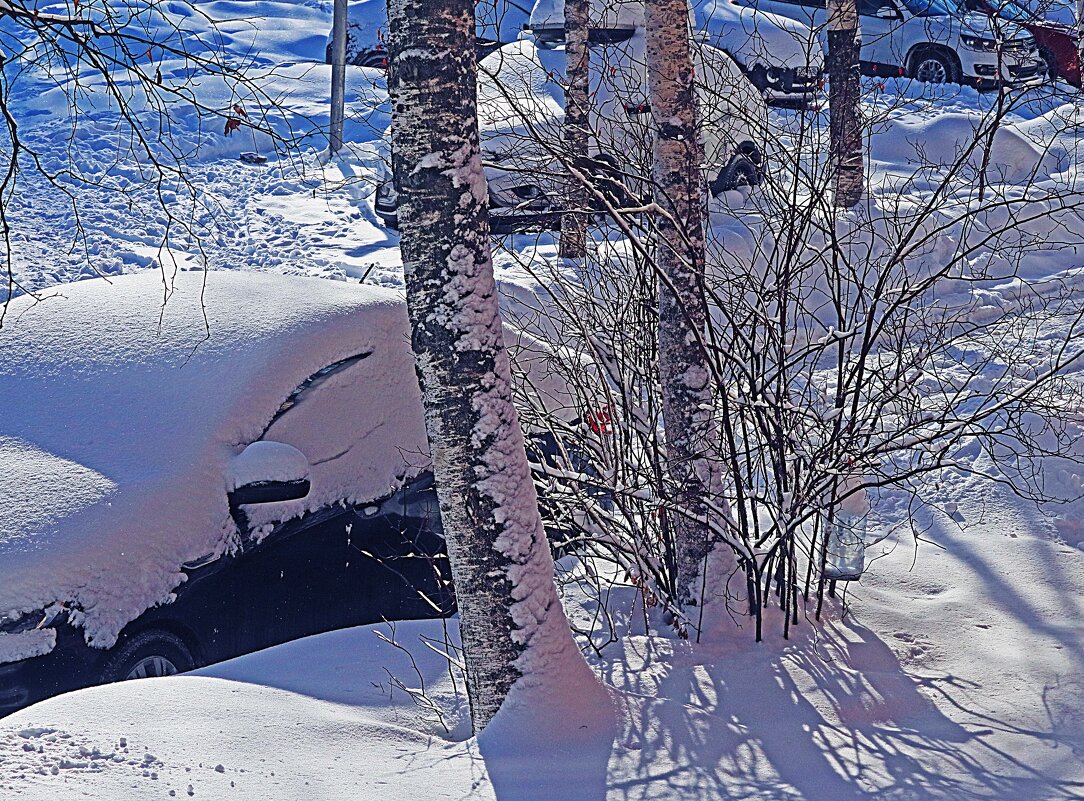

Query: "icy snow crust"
(0, 630), (57, 665)
(0, 271), (431, 650)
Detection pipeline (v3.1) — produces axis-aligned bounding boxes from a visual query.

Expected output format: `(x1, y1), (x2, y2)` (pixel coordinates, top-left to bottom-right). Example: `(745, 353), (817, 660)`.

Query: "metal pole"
(330, 0), (347, 153)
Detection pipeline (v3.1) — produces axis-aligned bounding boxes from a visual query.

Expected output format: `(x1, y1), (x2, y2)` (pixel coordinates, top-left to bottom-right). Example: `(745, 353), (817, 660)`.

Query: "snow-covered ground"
(3, 0), (1084, 797)
(2, 478), (1083, 799)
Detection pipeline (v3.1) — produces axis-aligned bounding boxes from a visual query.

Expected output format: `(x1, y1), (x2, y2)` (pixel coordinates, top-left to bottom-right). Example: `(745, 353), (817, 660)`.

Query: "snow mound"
(0, 271), (429, 650)
(873, 112), (1061, 184)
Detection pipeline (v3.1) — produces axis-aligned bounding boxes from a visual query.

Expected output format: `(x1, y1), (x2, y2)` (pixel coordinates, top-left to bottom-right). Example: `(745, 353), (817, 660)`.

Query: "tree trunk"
(827, 0), (863, 207)
(559, 0), (590, 260)
(329, 0), (347, 153)
(644, 0), (721, 609)
(386, 0), (587, 732)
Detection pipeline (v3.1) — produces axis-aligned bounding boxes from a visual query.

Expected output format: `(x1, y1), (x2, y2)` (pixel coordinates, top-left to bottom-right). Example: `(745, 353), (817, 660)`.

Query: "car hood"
(958, 10), (1033, 40)
(530, 0), (821, 69)
(695, 0), (822, 70)
(0, 273), (430, 651)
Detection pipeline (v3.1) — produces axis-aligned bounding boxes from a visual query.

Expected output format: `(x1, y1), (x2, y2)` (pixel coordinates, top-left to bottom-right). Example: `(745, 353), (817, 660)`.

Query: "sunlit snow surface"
(2, 491), (1083, 800)
(2, 0), (1084, 797)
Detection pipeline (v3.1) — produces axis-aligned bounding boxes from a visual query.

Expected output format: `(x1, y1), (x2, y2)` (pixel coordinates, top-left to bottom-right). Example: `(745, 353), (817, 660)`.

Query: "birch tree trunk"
(644, 0), (722, 608)
(386, 0), (590, 732)
(827, 0), (863, 207)
(559, 0), (590, 260)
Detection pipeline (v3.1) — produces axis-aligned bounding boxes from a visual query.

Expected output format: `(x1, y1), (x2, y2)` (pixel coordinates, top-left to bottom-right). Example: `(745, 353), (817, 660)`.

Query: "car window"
(898, 0), (960, 16)
(858, 0), (892, 15)
(376, 474), (441, 528)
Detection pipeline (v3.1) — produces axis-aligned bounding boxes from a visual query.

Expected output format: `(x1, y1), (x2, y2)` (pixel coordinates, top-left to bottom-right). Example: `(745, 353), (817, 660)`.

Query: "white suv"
(374, 31), (769, 231)
(530, 0), (825, 102)
(738, 0), (1044, 86)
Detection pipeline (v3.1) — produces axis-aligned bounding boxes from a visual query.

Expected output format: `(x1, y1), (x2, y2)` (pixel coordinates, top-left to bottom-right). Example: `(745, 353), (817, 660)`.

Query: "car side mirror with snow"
(875, 4), (900, 18)
(227, 441), (311, 507)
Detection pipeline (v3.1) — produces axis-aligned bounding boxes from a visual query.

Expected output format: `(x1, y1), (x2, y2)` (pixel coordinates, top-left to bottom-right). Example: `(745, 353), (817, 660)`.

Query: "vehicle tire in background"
(1039, 47), (1059, 82)
(711, 155), (759, 196)
(98, 630), (196, 684)
(583, 153), (638, 210)
(909, 49), (958, 84)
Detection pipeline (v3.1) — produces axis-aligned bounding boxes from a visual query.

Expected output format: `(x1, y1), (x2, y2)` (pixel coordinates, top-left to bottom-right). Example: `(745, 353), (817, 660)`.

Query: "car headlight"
(961, 35), (999, 52)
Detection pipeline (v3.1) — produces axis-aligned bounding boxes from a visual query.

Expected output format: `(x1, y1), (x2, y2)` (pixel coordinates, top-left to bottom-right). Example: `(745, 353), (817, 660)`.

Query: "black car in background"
(1, 474), (453, 713)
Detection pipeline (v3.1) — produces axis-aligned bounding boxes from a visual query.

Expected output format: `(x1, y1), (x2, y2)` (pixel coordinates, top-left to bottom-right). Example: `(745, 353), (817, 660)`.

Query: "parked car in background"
(737, 0), (1046, 87)
(374, 30), (769, 232)
(965, 0), (1080, 85)
(528, 0), (824, 103)
(0, 272), (580, 715)
(324, 0), (532, 66)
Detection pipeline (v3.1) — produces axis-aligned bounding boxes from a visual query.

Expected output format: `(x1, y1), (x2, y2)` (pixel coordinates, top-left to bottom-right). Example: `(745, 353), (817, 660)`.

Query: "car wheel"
(711, 156), (760, 196)
(910, 51), (957, 84)
(582, 154), (639, 210)
(747, 63), (770, 93)
(98, 630), (195, 684)
(356, 50), (388, 69)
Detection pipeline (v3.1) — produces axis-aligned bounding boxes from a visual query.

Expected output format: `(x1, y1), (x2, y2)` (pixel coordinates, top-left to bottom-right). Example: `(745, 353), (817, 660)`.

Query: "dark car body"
(0, 473), (452, 716)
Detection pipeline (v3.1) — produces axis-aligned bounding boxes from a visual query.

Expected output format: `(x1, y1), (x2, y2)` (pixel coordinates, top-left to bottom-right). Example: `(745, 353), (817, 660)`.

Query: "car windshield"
(982, 0), (1037, 21)
(898, 0), (962, 16)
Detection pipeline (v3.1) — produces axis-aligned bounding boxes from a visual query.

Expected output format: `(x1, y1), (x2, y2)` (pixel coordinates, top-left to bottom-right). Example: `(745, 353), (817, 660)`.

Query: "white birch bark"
(827, 0), (864, 207)
(644, 0), (723, 608)
(386, 0), (591, 732)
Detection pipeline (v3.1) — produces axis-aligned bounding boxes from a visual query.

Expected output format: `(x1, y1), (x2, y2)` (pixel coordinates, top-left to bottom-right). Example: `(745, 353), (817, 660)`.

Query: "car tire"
(1039, 47), (1059, 82)
(711, 156), (760, 196)
(582, 154), (640, 211)
(909, 50), (958, 85)
(325, 42), (385, 69)
(98, 630), (195, 684)
(356, 51), (388, 69)
(747, 63), (770, 93)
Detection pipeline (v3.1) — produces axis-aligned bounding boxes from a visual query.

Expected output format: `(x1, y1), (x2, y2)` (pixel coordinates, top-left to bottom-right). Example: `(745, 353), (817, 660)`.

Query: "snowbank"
(2, 472), (1082, 799)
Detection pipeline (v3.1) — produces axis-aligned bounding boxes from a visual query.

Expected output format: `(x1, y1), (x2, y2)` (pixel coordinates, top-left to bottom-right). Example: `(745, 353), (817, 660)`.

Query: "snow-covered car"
(324, 0), (532, 67)
(529, 0), (824, 102)
(739, 0), (1045, 87)
(0, 272), (576, 715)
(374, 32), (769, 232)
